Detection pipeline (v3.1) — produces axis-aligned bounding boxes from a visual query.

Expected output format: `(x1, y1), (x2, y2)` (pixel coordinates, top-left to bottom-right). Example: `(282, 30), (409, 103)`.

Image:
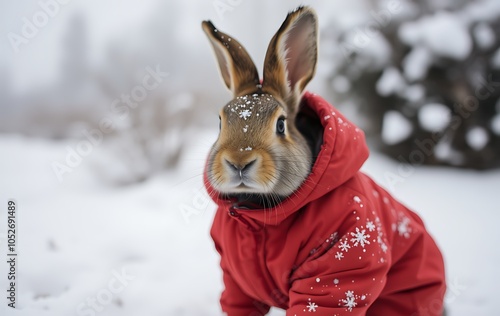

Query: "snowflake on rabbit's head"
(239, 109), (252, 120)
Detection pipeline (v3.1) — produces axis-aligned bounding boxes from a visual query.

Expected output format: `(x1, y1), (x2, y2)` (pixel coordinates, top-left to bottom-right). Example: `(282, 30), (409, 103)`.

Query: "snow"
(492, 114), (500, 135)
(239, 109), (252, 120)
(332, 75), (351, 93)
(418, 103), (452, 132)
(1, 131), (500, 316)
(461, 0), (500, 25)
(168, 93), (194, 114)
(360, 32), (392, 70)
(402, 46), (433, 81)
(403, 84), (425, 102)
(381, 111), (413, 145)
(491, 48), (500, 69)
(399, 11), (472, 61)
(376, 67), (405, 96)
(342, 29), (392, 70)
(466, 127), (489, 151)
(0, 134), (222, 316)
(472, 23), (496, 50)
(434, 138), (465, 166)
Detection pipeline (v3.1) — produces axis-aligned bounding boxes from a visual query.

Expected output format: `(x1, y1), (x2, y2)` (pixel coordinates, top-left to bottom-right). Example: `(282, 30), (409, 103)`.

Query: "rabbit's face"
(208, 93), (311, 197)
(202, 6), (318, 200)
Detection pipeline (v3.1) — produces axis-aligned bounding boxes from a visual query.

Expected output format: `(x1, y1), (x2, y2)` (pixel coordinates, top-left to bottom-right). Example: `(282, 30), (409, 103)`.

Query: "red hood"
(204, 92), (369, 225)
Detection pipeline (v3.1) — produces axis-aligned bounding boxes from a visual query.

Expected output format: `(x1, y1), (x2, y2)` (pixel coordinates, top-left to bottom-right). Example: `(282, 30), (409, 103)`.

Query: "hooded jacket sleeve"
(211, 211), (271, 316)
(284, 191), (445, 316)
(285, 233), (389, 315)
(216, 245), (271, 316)
(284, 196), (393, 316)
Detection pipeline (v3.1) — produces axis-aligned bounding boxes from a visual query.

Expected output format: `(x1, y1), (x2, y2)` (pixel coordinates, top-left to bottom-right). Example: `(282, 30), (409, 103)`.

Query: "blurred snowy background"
(1, 0), (499, 315)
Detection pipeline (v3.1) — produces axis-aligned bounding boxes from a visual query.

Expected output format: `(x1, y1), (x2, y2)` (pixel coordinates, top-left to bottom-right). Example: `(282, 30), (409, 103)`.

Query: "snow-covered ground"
(1, 132), (498, 316)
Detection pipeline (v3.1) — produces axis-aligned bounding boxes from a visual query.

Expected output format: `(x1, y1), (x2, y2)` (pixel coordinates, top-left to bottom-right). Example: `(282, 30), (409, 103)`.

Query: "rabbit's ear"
(202, 21), (260, 97)
(262, 6), (318, 114)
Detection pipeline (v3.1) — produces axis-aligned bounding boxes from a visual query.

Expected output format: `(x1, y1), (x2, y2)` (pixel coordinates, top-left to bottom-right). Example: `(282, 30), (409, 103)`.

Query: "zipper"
(228, 206), (260, 231)
(228, 203), (286, 307)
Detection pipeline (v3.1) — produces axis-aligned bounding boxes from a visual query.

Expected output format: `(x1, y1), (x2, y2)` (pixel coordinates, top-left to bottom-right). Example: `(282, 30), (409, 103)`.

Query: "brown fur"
(203, 6), (319, 199)
(263, 7), (318, 114)
(201, 21), (260, 97)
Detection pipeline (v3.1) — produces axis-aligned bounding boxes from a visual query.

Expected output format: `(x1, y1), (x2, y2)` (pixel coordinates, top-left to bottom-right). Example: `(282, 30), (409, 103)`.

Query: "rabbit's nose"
(225, 159), (256, 178)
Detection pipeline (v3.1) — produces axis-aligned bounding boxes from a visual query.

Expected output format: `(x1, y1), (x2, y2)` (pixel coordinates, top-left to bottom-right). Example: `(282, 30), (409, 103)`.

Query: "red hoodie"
(206, 92), (446, 316)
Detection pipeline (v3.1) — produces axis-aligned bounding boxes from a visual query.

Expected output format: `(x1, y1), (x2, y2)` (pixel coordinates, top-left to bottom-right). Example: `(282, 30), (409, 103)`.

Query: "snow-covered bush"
(321, 0), (500, 169)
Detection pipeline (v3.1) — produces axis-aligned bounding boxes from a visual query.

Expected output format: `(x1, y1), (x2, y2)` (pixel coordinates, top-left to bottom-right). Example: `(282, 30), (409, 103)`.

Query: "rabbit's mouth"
(236, 183), (252, 189)
(226, 178), (266, 193)
(208, 153), (275, 194)
(214, 172), (273, 195)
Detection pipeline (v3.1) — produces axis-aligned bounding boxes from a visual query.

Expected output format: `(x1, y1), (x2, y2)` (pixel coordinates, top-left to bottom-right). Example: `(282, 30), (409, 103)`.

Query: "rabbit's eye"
(276, 116), (286, 135)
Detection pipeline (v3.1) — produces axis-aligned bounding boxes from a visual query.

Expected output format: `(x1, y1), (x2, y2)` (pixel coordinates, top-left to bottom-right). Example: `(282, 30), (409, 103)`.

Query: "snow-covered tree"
(322, 0), (500, 169)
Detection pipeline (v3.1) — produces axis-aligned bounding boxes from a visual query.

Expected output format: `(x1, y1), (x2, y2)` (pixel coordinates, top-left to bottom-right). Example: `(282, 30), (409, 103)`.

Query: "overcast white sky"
(1, 0), (163, 93)
(2, 0), (360, 94)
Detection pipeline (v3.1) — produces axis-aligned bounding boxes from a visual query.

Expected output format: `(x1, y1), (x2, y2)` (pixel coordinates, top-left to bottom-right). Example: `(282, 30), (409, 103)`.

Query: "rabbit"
(202, 8), (319, 204)
(202, 6), (446, 316)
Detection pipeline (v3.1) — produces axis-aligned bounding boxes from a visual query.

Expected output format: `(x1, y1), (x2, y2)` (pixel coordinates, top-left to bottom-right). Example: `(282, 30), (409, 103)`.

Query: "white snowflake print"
(338, 240), (351, 252)
(341, 291), (358, 311)
(380, 242), (388, 253)
(239, 109), (252, 120)
(350, 227), (371, 248)
(353, 196), (361, 203)
(335, 252), (344, 260)
(370, 216), (389, 254)
(396, 214), (412, 238)
(326, 232), (339, 244)
(377, 235), (388, 253)
(366, 220), (376, 232)
(307, 302), (318, 312)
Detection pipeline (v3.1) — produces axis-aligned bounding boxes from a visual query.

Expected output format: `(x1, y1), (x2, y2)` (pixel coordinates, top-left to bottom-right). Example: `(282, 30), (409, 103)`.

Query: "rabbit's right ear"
(202, 21), (260, 97)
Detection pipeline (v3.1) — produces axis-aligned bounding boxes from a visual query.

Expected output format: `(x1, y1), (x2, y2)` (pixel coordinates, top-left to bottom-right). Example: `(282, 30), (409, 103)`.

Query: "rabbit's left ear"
(202, 21), (260, 97)
(262, 6), (318, 115)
